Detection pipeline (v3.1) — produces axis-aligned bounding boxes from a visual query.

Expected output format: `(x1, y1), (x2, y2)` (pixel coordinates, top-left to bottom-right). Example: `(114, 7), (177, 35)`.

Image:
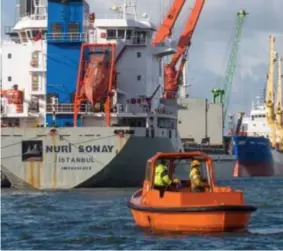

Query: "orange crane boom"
(152, 0), (205, 99)
(152, 0), (186, 46)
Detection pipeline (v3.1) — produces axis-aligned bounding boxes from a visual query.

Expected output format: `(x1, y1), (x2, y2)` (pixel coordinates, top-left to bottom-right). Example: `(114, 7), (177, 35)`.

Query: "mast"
(121, 0), (137, 19)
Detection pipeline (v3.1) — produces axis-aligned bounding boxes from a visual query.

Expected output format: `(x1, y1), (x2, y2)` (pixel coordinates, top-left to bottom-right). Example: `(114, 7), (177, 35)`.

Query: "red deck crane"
(152, 0), (205, 99)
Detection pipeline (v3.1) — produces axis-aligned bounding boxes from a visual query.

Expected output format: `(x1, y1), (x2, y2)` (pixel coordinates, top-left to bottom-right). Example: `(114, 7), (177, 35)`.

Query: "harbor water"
(1, 177), (283, 250)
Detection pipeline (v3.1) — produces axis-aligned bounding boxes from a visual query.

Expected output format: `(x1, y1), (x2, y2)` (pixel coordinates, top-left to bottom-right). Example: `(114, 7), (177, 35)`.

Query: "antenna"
(15, 0), (20, 22)
(111, 0), (137, 19)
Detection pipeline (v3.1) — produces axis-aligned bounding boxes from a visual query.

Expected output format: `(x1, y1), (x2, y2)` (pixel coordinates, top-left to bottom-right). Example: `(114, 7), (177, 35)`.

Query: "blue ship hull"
(231, 136), (274, 176)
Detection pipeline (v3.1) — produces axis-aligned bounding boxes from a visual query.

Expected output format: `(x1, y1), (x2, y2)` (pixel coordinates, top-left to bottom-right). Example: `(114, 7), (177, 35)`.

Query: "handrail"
(45, 32), (86, 42)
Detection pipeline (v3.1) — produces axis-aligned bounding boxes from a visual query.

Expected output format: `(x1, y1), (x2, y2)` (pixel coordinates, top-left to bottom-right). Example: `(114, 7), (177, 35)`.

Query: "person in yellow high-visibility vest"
(189, 160), (206, 192)
(154, 159), (180, 197)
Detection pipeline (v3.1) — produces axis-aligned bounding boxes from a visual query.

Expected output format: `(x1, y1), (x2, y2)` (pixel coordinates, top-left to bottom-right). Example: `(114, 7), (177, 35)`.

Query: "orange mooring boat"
(128, 151), (257, 232)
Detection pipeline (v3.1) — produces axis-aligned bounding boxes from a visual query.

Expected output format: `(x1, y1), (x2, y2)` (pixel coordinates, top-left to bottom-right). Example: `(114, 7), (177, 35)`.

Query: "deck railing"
(45, 32), (86, 42)
(46, 103), (94, 113)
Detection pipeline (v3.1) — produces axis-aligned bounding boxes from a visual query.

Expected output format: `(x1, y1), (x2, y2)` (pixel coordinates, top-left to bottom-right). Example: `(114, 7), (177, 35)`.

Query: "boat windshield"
(168, 159), (208, 181)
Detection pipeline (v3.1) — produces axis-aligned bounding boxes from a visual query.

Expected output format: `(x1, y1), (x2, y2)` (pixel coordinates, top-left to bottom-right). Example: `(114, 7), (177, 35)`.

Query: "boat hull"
(232, 136), (274, 177)
(129, 205), (255, 232)
(271, 149), (283, 176)
(233, 161), (274, 177)
(1, 127), (179, 189)
(1, 171), (11, 188)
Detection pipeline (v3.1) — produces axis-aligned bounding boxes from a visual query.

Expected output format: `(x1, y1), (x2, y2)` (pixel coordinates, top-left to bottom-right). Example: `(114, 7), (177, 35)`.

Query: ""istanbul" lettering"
(45, 144), (114, 153)
(57, 156), (95, 163)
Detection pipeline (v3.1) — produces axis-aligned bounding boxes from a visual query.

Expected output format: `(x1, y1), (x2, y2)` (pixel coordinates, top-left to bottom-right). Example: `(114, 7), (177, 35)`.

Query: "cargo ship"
(231, 97), (274, 177)
(234, 35), (283, 177)
(1, 0), (216, 189)
(1, 0), (186, 189)
(232, 136), (274, 176)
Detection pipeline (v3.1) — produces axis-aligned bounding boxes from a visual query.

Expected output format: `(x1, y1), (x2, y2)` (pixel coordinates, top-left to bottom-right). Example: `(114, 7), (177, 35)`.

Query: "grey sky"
(1, 0), (283, 114)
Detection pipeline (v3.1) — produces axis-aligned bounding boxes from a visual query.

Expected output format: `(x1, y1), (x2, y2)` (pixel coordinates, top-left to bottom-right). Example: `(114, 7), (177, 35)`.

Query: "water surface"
(1, 177), (283, 249)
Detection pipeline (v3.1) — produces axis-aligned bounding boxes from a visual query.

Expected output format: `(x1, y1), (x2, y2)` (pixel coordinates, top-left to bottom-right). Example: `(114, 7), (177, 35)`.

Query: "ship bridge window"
(69, 23), (80, 40)
(106, 29), (116, 39)
(8, 76), (12, 82)
(134, 31), (147, 44)
(51, 23), (63, 33)
(31, 30), (44, 40)
(68, 23), (80, 40)
(126, 30), (132, 40)
(26, 31), (32, 40)
(69, 23), (79, 33)
(32, 30), (38, 37)
(117, 29), (125, 39)
(7, 53), (12, 59)
(20, 32), (28, 42)
(51, 23), (63, 39)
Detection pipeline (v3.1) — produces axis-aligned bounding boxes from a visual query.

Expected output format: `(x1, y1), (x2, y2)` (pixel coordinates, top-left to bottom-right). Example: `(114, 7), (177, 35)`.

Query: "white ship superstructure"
(1, 0), (238, 189)
(241, 91), (271, 138)
(1, 0), (47, 127)
(1, 0), (185, 189)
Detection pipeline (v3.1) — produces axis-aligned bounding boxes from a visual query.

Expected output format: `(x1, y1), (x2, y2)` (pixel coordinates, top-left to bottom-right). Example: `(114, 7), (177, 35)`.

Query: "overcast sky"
(1, 0), (283, 115)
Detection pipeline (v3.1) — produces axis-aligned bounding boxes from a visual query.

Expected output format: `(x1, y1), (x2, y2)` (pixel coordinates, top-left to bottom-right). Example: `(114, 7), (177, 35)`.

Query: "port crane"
(274, 54), (283, 149)
(265, 35), (277, 148)
(152, 0), (205, 99)
(212, 9), (247, 127)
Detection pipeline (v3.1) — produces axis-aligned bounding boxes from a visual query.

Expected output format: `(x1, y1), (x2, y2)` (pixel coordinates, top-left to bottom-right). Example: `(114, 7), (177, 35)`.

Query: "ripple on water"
(1, 178), (283, 250)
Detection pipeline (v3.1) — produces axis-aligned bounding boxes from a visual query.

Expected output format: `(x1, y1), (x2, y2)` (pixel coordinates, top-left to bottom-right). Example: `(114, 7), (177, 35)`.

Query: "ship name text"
(45, 144), (114, 153)
(57, 156), (95, 163)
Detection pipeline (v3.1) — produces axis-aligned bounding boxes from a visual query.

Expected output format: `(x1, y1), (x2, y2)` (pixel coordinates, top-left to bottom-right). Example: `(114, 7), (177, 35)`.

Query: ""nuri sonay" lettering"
(45, 144), (114, 153)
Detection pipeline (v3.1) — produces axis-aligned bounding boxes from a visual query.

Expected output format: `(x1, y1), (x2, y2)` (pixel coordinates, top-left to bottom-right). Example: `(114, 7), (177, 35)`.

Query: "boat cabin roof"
(148, 151), (213, 163)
